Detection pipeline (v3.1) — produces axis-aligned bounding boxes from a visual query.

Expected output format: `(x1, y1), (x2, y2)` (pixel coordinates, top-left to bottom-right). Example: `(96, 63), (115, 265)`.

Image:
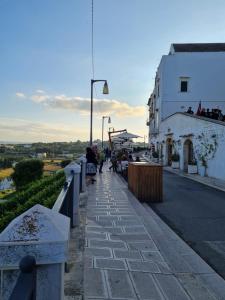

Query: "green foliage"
(60, 159), (72, 168)
(171, 153), (180, 162)
(0, 157), (14, 168)
(0, 171), (65, 232)
(11, 159), (44, 189)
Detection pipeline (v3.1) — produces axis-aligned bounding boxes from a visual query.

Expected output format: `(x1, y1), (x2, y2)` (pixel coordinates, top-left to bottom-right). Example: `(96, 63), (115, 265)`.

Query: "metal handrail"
(9, 255), (36, 300)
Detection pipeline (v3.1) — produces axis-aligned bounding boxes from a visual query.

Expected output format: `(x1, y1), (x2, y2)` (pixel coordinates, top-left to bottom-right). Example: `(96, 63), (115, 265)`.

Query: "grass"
(0, 168), (13, 180)
(44, 163), (62, 172)
(0, 189), (14, 199)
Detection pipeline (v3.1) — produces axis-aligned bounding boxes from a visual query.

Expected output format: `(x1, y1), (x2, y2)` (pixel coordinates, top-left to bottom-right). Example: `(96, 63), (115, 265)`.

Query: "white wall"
(155, 113), (225, 180)
(158, 52), (225, 120)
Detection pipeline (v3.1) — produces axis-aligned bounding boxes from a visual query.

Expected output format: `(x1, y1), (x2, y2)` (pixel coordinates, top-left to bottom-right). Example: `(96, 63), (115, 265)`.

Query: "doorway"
(183, 139), (194, 172)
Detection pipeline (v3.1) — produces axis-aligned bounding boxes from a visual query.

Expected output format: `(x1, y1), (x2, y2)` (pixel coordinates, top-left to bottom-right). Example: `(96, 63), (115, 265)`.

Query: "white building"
(147, 43), (225, 180)
(148, 43), (225, 135)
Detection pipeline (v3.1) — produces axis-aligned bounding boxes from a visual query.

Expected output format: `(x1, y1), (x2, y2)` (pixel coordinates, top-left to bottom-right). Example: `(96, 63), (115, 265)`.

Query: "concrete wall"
(153, 113), (225, 180)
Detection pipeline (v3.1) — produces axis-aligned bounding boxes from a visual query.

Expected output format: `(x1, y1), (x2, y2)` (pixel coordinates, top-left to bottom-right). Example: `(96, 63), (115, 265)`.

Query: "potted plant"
(152, 151), (159, 163)
(188, 159), (198, 174)
(171, 153), (180, 169)
(198, 156), (207, 177)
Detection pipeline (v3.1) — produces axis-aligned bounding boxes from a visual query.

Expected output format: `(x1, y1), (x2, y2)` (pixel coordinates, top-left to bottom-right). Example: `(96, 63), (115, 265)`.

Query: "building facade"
(147, 43), (225, 180)
(148, 43), (225, 138)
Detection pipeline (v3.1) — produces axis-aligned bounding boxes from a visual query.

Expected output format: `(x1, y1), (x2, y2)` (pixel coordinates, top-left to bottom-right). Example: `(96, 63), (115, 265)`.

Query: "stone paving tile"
(124, 226), (147, 234)
(119, 216), (140, 221)
(86, 232), (108, 240)
(154, 274), (191, 300)
(109, 233), (150, 242)
(86, 226), (123, 234)
(130, 272), (164, 300)
(94, 258), (127, 270)
(155, 261), (172, 274)
(115, 220), (143, 226)
(87, 220), (114, 227)
(141, 251), (165, 262)
(113, 249), (142, 260)
(84, 269), (108, 299)
(98, 216), (119, 221)
(105, 270), (137, 299)
(128, 241), (157, 251)
(89, 239), (127, 250)
(110, 212), (136, 216)
(127, 260), (160, 273)
(85, 248), (113, 258)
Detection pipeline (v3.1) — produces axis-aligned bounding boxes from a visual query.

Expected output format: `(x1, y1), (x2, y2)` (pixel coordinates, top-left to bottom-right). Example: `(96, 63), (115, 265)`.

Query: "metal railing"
(9, 255), (36, 300)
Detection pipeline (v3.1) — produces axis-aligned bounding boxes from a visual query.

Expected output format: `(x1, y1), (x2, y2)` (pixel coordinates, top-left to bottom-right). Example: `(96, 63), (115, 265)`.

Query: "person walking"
(86, 147), (98, 184)
(99, 150), (105, 173)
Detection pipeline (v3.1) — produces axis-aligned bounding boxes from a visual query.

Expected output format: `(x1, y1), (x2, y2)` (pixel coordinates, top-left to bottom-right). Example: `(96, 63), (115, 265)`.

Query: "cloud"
(16, 92), (26, 98)
(31, 94), (50, 103)
(0, 117), (89, 142)
(35, 89), (46, 94)
(25, 91), (146, 118)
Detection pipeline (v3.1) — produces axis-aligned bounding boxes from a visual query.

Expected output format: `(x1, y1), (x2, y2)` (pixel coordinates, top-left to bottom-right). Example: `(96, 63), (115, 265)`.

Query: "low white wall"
(152, 113), (225, 181)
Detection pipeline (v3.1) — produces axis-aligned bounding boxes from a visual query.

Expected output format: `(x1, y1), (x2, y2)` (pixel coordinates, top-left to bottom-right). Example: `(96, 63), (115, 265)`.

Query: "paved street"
(150, 170), (225, 280)
(84, 170), (225, 300)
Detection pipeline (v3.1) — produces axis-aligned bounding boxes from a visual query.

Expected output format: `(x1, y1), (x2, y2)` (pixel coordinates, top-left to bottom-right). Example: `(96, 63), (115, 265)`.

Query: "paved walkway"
(84, 169), (225, 300)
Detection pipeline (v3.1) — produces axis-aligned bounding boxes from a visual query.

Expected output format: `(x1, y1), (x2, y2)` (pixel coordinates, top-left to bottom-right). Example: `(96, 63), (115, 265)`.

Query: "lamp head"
(103, 81), (109, 94)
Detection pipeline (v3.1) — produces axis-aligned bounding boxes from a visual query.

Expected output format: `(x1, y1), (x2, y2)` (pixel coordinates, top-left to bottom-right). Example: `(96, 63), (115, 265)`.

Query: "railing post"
(0, 204), (70, 300)
(64, 162), (81, 227)
(78, 156), (87, 192)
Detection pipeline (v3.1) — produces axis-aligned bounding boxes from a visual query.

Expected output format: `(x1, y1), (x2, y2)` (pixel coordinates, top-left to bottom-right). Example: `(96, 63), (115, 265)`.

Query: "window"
(180, 77), (189, 92)
(180, 80), (188, 92)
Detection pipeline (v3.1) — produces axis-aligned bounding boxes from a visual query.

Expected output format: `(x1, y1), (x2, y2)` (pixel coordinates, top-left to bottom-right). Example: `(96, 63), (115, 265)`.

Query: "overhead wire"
(91, 0), (102, 117)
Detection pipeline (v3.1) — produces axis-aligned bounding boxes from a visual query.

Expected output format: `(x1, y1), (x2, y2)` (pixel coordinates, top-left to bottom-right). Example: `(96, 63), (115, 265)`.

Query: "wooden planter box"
(188, 165), (197, 174)
(171, 161), (179, 169)
(128, 162), (163, 203)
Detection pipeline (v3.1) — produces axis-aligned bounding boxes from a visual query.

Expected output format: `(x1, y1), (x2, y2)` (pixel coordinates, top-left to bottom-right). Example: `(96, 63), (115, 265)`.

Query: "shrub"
(171, 153), (180, 162)
(11, 159), (44, 189)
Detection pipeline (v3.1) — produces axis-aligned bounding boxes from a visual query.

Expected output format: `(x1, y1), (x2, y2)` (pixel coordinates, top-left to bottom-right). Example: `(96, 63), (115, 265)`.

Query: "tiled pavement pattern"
(84, 171), (225, 300)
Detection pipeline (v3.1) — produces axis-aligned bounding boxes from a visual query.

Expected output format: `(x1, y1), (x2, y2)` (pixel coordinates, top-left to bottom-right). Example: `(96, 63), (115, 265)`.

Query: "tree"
(11, 159), (44, 189)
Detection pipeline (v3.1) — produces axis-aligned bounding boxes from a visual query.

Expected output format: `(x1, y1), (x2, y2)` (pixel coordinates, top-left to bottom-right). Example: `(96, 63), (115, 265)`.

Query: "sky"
(1, 0), (225, 143)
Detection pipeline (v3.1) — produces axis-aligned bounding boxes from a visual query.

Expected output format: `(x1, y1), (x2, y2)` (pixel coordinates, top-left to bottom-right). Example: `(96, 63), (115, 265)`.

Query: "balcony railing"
(0, 157), (87, 300)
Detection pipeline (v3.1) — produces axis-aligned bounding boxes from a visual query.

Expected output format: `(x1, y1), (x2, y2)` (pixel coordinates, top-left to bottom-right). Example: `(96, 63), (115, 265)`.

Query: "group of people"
(187, 106), (225, 121)
(86, 146), (141, 184)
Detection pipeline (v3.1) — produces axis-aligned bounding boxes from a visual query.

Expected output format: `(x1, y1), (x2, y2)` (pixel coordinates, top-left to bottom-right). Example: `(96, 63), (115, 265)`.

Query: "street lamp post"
(102, 116), (111, 148)
(90, 80), (109, 146)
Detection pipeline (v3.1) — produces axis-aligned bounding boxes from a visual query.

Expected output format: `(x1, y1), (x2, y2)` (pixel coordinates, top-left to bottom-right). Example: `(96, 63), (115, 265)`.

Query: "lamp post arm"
(91, 79), (106, 83)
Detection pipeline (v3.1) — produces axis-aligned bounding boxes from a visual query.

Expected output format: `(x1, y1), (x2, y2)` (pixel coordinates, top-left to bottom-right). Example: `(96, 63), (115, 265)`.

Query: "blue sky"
(1, 0), (225, 142)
